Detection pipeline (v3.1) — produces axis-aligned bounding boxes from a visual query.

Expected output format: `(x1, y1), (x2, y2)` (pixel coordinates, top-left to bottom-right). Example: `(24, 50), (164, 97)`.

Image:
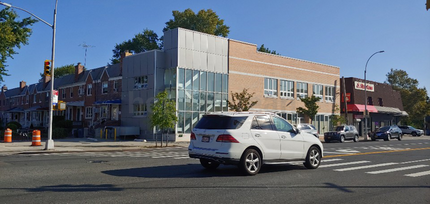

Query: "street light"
(1, 1), (58, 150)
(364, 50), (384, 140)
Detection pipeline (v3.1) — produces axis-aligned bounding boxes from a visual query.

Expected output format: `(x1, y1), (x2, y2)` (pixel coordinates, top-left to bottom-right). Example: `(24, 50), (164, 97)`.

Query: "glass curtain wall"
(177, 68), (228, 134)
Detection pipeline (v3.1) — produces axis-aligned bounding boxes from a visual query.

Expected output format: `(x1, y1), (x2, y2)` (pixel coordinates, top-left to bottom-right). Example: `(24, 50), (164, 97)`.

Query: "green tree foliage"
(39, 64), (78, 78)
(228, 88), (258, 112)
(163, 8), (230, 37)
(0, 8), (37, 82)
(150, 91), (178, 147)
(330, 105), (347, 127)
(296, 96), (321, 122)
(385, 68), (430, 128)
(258, 44), (280, 55)
(111, 29), (161, 64)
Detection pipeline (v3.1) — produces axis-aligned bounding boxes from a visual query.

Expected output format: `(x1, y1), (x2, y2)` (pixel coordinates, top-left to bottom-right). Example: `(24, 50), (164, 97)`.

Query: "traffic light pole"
(45, 0), (58, 150)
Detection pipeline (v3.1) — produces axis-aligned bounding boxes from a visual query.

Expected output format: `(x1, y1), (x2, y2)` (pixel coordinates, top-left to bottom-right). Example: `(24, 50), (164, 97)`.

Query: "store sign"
(355, 81), (374, 92)
(341, 93), (351, 102)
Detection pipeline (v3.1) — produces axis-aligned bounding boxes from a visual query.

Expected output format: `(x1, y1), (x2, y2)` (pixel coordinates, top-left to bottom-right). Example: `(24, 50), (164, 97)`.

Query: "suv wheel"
(340, 135), (345, 143)
(240, 149), (261, 176)
(398, 134), (402, 141)
(353, 135), (359, 142)
(412, 132), (417, 136)
(384, 134), (391, 141)
(304, 146), (321, 169)
(200, 159), (220, 170)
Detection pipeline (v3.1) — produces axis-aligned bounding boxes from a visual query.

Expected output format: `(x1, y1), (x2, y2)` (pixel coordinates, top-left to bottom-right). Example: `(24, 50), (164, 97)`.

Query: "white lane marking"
(401, 158), (430, 164)
(322, 158), (343, 162)
(334, 163), (398, 172)
(336, 149), (360, 153)
(320, 161), (370, 168)
(405, 170), (430, 177)
(366, 165), (429, 174)
(324, 151), (355, 155)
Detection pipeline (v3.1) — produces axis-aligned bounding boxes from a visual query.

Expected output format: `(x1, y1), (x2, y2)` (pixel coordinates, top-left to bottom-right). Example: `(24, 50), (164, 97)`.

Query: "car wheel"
(340, 135), (345, 143)
(412, 132), (417, 136)
(304, 146), (321, 169)
(240, 149), (262, 176)
(398, 134), (402, 141)
(353, 135), (359, 142)
(200, 159), (220, 170)
(384, 134), (391, 141)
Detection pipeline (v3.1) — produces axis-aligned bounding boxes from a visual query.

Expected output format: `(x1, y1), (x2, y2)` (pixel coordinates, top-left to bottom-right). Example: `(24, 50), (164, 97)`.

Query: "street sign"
(53, 90), (58, 105)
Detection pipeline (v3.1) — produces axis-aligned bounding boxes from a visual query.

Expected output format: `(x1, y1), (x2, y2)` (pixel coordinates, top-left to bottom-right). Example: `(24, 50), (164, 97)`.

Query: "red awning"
(347, 104), (378, 113)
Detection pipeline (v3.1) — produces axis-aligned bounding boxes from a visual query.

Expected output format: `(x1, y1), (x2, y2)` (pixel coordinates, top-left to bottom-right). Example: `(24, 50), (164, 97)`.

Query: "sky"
(1, 0), (429, 93)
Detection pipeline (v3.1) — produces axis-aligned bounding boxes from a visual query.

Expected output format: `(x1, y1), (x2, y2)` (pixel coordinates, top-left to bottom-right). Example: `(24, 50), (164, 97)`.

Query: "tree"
(258, 44), (280, 55)
(330, 105), (347, 127)
(111, 29), (161, 64)
(385, 68), (430, 128)
(0, 8), (37, 82)
(39, 64), (79, 78)
(228, 88), (258, 112)
(296, 96), (321, 123)
(150, 91), (178, 147)
(163, 8), (230, 37)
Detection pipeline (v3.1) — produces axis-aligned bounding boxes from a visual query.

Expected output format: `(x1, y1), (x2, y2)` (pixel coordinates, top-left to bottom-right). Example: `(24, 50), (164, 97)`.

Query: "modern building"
(340, 77), (407, 136)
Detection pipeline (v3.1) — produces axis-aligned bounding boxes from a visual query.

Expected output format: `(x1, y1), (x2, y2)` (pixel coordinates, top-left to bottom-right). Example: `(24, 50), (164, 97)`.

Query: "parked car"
(324, 125), (359, 143)
(297, 123), (319, 138)
(188, 112), (324, 175)
(370, 125), (403, 141)
(398, 125), (424, 136)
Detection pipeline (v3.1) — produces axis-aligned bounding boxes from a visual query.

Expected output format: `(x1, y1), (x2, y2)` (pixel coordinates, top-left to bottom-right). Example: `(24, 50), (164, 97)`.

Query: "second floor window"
(280, 80), (294, 98)
(70, 87), (73, 98)
(102, 82), (108, 94)
(367, 97), (373, 105)
(87, 84), (92, 96)
(296, 82), (308, 99)
(264, 78), (278, 97)
(378, 98), (383, 106)
(134, 76), (148, 89)
(313, 84), (323, 100)
(62, 89), (66, 99)
(78, 86), (83, 96)
(113, 80), (118, 92)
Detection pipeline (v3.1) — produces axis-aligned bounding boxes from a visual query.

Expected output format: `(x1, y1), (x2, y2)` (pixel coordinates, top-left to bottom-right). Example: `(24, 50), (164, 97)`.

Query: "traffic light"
(44, 60), (51, 76)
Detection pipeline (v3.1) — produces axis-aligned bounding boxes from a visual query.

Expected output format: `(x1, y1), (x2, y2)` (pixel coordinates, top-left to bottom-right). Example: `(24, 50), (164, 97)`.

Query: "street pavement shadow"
(102, 163), (306, 178)
(27, 184), (122, 192)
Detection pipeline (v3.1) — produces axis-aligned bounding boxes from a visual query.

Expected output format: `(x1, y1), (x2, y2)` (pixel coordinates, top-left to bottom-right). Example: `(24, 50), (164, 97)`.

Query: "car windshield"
(335, 126), (344, 131)
(377, 126), (390, 132)
(194, 115), (248, 129)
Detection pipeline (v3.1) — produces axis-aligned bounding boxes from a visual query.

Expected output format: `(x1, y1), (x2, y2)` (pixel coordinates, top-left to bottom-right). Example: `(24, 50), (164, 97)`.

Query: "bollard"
(31, 130), (42, 146)
(4, 128), (12, 143)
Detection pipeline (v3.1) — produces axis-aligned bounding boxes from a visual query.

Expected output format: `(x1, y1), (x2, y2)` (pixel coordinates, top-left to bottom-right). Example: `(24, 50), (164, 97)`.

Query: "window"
(325, 86), (335, 103)
(133, 103), (147, 116)
(296, 82), (308, 99)
(100, 106), (108, 118)
(113, 80), (118, 92)
(251, 115), (274, 130)
(280, 80), (294, 98)
(134, 76), (148, 89)
(264, 78), (278, 97)
(61, 89), (65, 99)
(194, 115), (247, 129)
(78, 86), (83, 96)
(33, 94), (37, 103)
(313, 84), (323, 100)
(87, 84), (92, 96)
(102, 82), (108, 94)
(367, 97), (373, 105)
(26, 95), (29, 104)
(272, 117), (293, 132)
(70, 87), (73, 98)
(85, 107), (92, 119)
(378, 98), (383, 106)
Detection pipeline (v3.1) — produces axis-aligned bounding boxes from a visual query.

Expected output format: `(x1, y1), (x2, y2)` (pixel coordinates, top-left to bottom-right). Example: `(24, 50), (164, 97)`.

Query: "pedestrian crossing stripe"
(366, 165), (429, 174)
(405, 170), (430, 177)
(322, 158), (343, 162)
(334, 163), (398, 172)
(319, 161), (370, 168)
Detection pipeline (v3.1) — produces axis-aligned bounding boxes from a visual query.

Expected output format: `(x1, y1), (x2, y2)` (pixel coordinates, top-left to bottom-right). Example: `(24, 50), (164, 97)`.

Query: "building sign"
(355, 81), (374, 92)
(341, 93), (351, 102)
(53, 90), (58, 105)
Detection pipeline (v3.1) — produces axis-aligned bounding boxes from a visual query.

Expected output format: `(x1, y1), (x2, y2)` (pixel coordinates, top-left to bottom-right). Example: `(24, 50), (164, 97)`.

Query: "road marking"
(400, 158), (430, 164)
(405, 170), (430, 177)
(320, 161), (370, 168)
(366, 165), (429, 174)
(324, 151), (355, 155)
(324, 147), (430, 158)
(322, 158), (343, 162)
(334, 163), (398, 172)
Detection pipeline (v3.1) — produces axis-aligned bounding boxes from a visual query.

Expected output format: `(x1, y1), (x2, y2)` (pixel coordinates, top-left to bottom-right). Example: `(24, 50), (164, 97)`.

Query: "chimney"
(20, 81), (26, 90)
(75, 62), (84, 82)
(119, 50), (132, 76)
(1, 85), (7, 93)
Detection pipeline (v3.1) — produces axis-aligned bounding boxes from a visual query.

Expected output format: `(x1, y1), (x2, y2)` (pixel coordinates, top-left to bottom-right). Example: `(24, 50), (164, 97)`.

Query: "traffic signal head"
(44, 60), (51, 76)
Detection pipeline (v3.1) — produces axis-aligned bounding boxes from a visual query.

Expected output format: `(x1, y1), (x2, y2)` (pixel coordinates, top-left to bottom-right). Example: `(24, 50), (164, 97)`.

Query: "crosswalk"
(321, 158), (430, 178)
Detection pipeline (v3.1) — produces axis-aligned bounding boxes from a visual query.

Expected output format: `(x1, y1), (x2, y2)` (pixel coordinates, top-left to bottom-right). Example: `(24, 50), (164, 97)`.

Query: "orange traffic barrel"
(4, 128), (12, 143)
(31, 130), (42, 146)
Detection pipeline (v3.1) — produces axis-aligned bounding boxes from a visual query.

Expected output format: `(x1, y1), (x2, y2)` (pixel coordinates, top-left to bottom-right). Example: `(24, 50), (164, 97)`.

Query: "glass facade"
(177, 68), (228, 134)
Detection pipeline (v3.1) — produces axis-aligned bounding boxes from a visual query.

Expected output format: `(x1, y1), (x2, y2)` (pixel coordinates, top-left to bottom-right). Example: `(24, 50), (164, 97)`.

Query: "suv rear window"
(194, 115), (248, 129)
(335, 126), (344, 131)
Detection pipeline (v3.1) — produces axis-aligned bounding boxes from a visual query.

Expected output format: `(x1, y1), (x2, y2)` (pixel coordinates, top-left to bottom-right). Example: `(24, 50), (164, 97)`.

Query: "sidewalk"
(0, 137), (190, 155)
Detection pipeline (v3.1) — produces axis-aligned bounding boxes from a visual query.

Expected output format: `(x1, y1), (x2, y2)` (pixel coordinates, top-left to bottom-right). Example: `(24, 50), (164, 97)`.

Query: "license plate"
(202, 136), (210, 142)
(327, 137), (331, 139)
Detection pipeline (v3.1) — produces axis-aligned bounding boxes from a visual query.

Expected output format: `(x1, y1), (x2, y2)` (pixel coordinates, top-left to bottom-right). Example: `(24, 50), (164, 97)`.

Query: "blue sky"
(2, 0), (429, 93)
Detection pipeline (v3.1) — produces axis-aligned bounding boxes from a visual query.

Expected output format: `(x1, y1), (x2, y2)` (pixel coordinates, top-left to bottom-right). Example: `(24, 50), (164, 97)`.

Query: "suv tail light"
(190, 132), (196, 140)
(216, 134), (239, 143)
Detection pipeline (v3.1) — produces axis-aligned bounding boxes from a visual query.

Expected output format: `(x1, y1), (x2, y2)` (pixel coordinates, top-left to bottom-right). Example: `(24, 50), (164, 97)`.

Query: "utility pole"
(79, 42), (95, 67)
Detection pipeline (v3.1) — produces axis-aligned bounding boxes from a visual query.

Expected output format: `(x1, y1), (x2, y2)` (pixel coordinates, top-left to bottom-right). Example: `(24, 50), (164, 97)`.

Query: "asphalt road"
(1, 137), (429, 204)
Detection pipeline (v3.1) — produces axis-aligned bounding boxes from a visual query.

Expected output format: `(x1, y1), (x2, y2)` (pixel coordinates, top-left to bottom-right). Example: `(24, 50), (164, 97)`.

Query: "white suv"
(188, 112), (323, 175)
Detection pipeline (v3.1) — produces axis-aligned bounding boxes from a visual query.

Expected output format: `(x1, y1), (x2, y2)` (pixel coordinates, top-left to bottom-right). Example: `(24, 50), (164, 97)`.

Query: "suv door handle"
(255, 134), (261, 137)
(281, 135), (286, 139)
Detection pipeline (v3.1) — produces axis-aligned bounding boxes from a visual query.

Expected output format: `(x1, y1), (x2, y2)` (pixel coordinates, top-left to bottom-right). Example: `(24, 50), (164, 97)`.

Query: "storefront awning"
(374, 106), (402, 114)
(25, 106), (42, 112)
(94, 99), (121, 105)
(347, 104), (378, 113)
(6, 107), (24, 113)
